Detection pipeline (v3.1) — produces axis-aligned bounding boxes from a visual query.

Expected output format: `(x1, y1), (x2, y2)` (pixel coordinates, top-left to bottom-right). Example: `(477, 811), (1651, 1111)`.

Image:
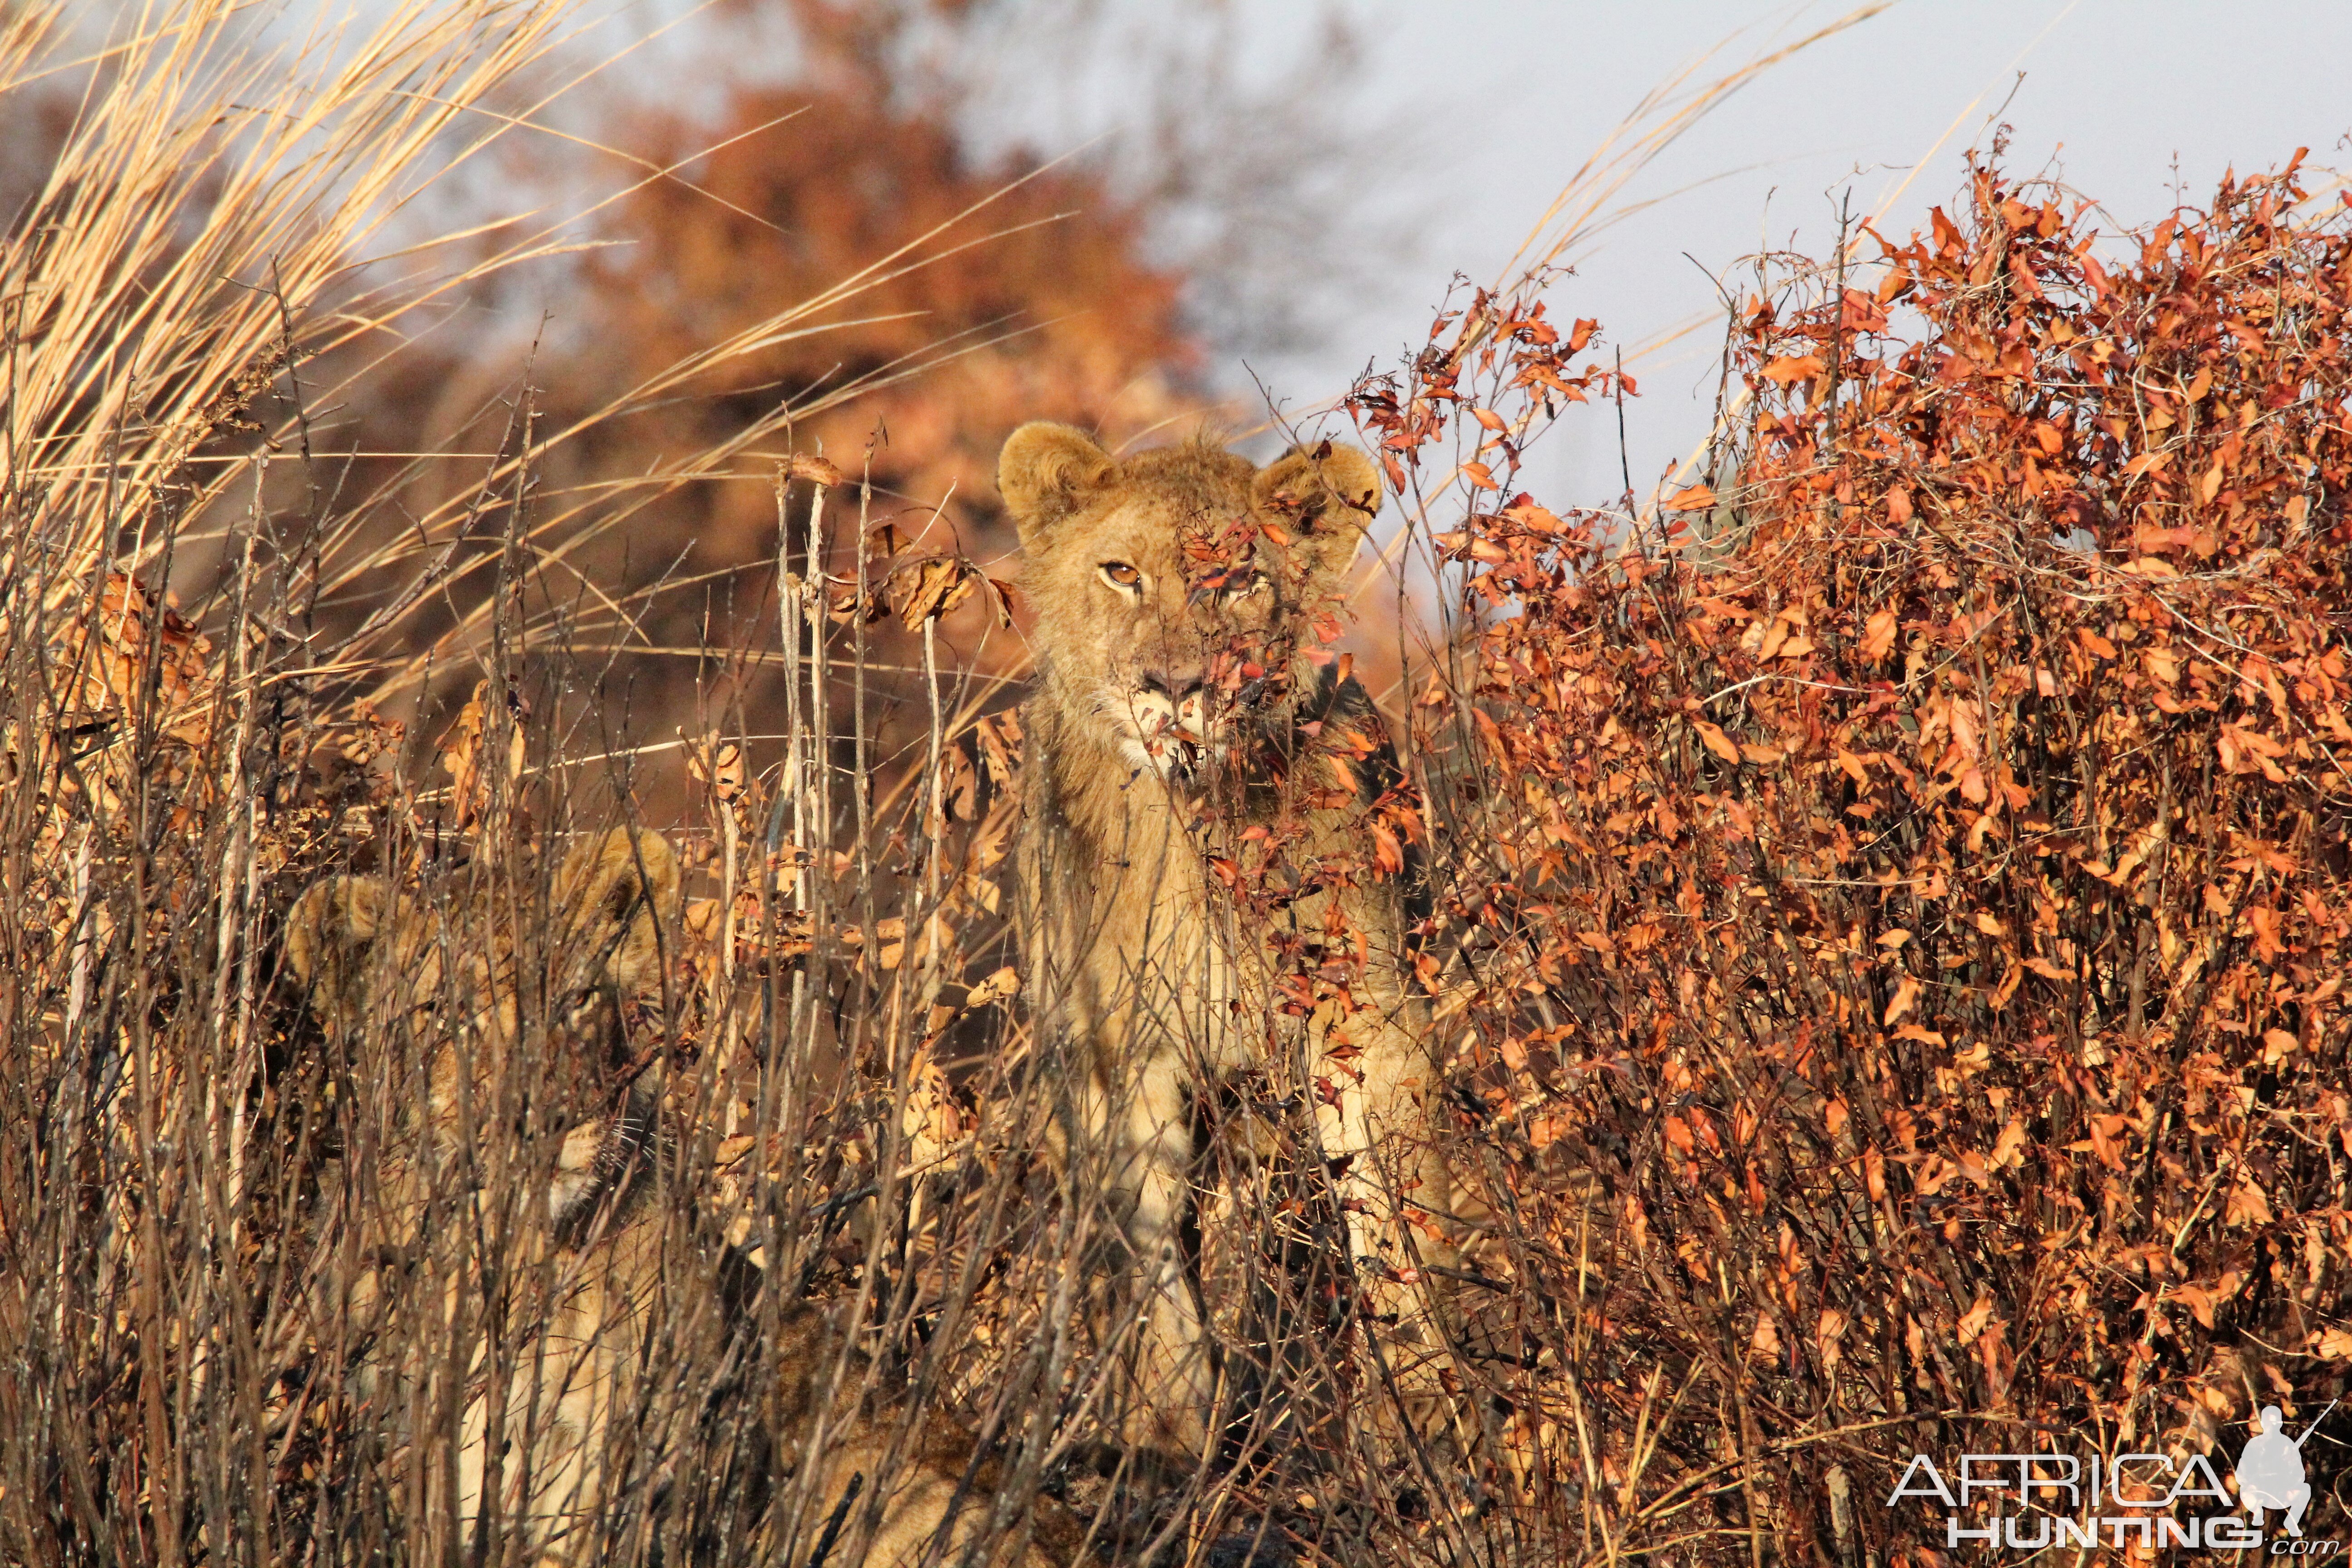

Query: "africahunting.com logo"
(1889, 1402), (2337, 1554)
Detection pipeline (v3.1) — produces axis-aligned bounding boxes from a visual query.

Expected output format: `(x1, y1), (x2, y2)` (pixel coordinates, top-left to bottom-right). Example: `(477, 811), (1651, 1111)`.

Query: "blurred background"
(15, 0), (2347, 757)
(483, 0), (2352, 506)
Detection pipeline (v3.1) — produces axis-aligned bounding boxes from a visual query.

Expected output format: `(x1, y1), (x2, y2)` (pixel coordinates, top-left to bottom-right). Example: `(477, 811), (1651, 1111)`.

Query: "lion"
(1000, 424), (1458, 1458)
(284, 828), (1081, 1567)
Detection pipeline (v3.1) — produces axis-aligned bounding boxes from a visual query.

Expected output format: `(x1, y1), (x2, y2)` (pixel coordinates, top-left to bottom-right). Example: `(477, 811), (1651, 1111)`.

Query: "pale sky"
(568, 0), (2352, 508)
(1199, 0), (2352, 504)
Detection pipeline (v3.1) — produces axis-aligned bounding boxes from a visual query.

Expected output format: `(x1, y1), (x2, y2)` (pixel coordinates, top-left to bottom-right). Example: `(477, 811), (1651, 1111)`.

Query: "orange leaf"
(2225, 1179), (2274, 1228)
(1957, 1295), (1996, 1345)
(1666, 483), (1717, 511)
(984, 577), (1021, 628)
(1817, 1308), (1850, 1369)
(893, 557), (977, 627)
(1859, 608), (1898, 662)
(2171, 1284), (2216, 1329)
(966, 966), (1021, 1007)
(1693, 720), (1741, 764)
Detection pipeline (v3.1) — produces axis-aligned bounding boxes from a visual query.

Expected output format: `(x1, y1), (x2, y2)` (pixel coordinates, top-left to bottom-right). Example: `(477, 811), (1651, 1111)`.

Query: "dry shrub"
(1354, 155), (2352, 1561)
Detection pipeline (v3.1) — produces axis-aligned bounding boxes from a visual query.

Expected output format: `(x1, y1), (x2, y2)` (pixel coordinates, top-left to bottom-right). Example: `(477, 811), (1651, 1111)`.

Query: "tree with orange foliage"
(553, 3), (1201, 575)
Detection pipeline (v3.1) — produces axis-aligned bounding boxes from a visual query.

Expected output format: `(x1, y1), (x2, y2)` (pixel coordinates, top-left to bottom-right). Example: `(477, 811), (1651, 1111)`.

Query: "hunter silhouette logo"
(2237, 1402), (2332, 1538)
(1886, 1399), (2340, 1553)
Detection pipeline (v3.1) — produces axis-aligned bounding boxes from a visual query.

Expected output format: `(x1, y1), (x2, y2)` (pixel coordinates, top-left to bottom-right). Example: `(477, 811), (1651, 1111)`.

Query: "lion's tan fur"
(1002, 425), (1455, 1455)
(285, 829), (1078, 1567)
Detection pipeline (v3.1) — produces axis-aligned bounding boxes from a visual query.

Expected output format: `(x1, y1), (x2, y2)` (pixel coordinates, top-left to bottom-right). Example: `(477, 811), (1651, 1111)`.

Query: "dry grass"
(0, 5), (1479, 1562)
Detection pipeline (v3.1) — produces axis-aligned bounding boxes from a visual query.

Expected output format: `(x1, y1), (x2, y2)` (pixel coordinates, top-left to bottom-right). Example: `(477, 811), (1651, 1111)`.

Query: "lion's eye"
(1099, 562), (1143, 594)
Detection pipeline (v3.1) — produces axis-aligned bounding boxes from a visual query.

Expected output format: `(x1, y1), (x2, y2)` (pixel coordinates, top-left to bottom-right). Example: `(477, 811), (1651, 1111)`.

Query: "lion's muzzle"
(1121, 670), (1216, 778)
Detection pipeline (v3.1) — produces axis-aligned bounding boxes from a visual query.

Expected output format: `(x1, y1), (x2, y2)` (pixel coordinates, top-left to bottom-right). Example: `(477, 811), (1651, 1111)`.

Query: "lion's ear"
(999, 423), (1117, 548)
(285, 876), (391, 1028)
(1250, 441), (1383, 588)
(554, 828), (680, 994)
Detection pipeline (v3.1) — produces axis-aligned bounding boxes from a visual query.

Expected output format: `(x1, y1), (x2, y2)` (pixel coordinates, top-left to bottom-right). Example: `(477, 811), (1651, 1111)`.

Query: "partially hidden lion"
(285, 828), (1081, 1567)
(1000, 425), (1458, 1457)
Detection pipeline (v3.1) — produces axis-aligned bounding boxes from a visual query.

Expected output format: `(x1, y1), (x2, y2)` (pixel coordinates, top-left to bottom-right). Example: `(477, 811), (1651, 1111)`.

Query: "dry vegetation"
(2, 2), (2348, 1565)
(1357, 151), (2352, 1561)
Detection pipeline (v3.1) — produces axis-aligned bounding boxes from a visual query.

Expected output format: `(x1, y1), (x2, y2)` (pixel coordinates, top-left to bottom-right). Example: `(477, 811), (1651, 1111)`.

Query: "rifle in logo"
(2236, 1399), (2335, 1538)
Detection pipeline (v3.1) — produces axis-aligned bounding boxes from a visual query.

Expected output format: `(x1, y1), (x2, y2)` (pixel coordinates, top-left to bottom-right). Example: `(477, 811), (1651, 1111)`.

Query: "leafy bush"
(1360, 152), (2352, 1562)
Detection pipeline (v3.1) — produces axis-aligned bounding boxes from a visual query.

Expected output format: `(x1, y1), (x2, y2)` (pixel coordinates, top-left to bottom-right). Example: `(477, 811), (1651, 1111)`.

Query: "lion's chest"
(1043, 807), (1308, 1081)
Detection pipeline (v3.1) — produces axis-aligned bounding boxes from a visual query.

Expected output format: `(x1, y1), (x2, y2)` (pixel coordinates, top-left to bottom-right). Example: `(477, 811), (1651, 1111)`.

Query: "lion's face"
(284, 828), (680, 1226)
(1000, 426), (1382, 786)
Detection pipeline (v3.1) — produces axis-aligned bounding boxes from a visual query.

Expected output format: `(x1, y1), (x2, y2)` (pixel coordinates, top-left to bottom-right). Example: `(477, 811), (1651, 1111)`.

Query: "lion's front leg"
(1314, 1010), (1456, 1378)
(1090, 1050), (1217, 1458)
(451, 1265), (618, 1568)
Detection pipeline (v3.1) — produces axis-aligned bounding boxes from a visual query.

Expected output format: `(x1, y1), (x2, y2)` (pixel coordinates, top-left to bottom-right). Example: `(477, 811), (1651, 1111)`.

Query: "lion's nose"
(1138, 671), (1203, 699)
(1140, 672), (1207, 738)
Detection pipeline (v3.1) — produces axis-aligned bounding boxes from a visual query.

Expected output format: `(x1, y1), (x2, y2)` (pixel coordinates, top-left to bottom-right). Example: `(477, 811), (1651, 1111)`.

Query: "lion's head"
(283, 828), (681, 1226)
(998, 424), (1382, 785)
